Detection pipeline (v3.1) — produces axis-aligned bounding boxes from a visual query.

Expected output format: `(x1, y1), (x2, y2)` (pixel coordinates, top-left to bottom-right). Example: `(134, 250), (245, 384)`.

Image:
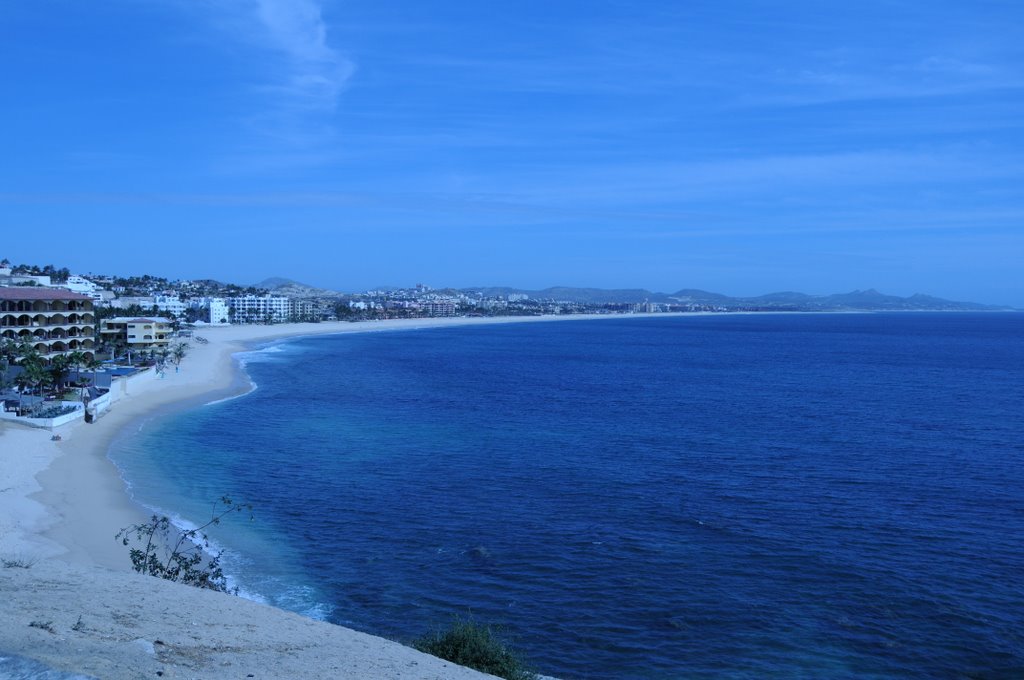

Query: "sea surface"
(109, 313), (1024, 679)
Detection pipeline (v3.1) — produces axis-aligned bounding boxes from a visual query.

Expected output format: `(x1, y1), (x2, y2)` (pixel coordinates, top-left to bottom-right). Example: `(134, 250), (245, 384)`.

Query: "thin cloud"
(166, 0), (353, 140)
(749, 54), (1023, 108)
(252, 0), (354, 112)
(445, 148), (1024, 208)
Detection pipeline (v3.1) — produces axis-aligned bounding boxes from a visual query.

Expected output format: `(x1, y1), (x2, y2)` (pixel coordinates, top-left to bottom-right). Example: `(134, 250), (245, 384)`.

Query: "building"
(228, 295), (291, 324)
(423, 301), (457, 317)
(60, 275), (111, 306)
(186, 297), (231, 325)
(153, 294), (188, 318)
(61, 275), (100, 295)
(208, 298), (230, 325)
(109, 296), (156, 310)
(290, 298), (321, 321)
(100, 317), (173, 351)
(0, 271), (52, 287)
(0, 288), (97, 362)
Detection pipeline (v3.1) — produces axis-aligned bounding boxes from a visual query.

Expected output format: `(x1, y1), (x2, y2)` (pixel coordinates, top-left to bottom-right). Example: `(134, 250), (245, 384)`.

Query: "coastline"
(0, 312), (661, 678)
(4, 314), (653, 570)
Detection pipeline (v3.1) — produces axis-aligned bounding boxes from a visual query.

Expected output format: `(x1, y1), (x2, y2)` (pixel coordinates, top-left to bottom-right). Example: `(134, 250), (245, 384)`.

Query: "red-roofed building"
(0, 287), (97, 361)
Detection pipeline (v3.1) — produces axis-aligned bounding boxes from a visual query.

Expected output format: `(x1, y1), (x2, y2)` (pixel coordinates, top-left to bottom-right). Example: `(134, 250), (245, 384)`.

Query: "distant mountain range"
(257, 278), (1012, 311)
(255, 277), (345, 299)
(459, 286), (1011, 311)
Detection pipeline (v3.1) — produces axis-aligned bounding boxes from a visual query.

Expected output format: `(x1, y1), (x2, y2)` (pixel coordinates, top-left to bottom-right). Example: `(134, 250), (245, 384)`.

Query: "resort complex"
(0, 287), (97, 363)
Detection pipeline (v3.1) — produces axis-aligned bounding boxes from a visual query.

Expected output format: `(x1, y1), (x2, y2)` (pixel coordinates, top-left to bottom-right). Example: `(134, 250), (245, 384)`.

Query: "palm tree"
(84, 356), (104, 394)
(0, 358), (11, 395)
(48, 354), (73, 398)
(16, 340), (39, 363)
(0, 338), (18, 364)
(65, 350), (86, 391)
(113, 340), (128, 365)
(15, 358), (47, 415)
(0, 339), (17, 393)
(67, 350), (86, 372)
(171, 342), (188, 366)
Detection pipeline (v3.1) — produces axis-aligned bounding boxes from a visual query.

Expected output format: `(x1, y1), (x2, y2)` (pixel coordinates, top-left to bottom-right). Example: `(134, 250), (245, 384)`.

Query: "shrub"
(116, 496), (251, 593)
(29, 620), (55, 634)
(1, 555), (38, 569)
(413, 617), (536, 680)
(32, 404), (78, 419)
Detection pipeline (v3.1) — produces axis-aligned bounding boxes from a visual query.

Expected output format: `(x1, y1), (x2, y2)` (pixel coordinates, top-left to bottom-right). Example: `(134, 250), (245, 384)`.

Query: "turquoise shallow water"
(109, 313), (1024, 679)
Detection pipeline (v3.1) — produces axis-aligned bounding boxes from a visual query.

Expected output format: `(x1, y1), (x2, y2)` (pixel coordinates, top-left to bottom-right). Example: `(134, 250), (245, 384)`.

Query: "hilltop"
(456, 285), (1010, 311)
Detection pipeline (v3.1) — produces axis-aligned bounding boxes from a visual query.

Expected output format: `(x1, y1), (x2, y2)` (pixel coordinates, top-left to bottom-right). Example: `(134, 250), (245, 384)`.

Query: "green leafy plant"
(116, 496), (252, 593)
(413, 617), (536, 680)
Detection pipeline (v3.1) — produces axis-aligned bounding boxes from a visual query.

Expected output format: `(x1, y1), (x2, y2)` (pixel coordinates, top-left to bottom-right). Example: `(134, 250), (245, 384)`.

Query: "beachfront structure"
(0, 288), (97, 362)
(423, 300), (457, 317)
(185, 296), (231, 325)
(228, 294), (291, 324)
(154, 294), (188, 318)
(100, 317), (173, 351)
(208, 297), (230, 325)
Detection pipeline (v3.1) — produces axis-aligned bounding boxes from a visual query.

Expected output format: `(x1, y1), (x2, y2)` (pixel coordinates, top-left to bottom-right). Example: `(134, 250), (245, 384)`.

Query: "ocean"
(109, 313), (1024, 679)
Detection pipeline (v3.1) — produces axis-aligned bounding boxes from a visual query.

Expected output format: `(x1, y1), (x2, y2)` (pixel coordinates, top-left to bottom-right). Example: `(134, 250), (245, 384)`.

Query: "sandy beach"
(0, 313), (644, 678)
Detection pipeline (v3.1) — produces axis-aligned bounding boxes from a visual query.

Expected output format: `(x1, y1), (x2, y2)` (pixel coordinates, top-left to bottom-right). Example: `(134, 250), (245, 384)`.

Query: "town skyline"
(1, 257), (1012, 313)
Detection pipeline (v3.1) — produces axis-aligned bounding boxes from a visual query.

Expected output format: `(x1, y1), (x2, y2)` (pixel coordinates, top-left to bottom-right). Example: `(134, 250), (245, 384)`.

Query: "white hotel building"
(228, 295), (292, 324)
(207, 298), (230, 325)
(154, 294), (189, 318)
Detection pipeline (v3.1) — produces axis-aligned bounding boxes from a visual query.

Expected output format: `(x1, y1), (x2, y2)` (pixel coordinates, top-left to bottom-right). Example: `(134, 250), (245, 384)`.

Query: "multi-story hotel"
(228, 294), (292, 324)
(99, 317), (173, 351)
(208, 297), (230, 325)
(0, 288), (97, 362)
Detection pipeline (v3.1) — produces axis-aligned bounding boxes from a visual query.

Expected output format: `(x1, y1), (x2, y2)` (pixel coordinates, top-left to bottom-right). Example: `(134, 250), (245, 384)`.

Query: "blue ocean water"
(110, 313), (1024, 679)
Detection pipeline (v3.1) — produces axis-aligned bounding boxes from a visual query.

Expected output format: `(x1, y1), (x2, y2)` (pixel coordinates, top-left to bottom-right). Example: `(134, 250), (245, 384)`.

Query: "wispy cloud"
(250, 0), (353, 112)
(750, 54), (1023, 108)
(169, 0), (353, 142)
(440, 147), (1024, 209)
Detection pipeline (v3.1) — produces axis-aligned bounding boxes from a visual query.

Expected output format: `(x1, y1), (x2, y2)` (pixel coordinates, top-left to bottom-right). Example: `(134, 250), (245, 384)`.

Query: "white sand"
(0, 314), (646, 678)
(0, 559), (505, 679)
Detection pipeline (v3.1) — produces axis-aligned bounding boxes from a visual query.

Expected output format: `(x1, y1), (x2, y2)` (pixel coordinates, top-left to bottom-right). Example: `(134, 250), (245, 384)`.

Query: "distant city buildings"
(109, 296), (155, 310)
(0, 263), (52, 288)
(154, 294), (188, 318)
(2, 254), (713, 351)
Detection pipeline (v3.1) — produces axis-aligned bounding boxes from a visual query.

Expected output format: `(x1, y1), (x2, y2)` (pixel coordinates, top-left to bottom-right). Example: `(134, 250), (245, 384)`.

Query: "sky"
(1, 1), (1022, 305)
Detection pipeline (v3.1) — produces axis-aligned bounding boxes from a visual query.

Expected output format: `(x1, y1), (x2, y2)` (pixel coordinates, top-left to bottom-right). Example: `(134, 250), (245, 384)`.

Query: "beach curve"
(0, 314), (642, 678)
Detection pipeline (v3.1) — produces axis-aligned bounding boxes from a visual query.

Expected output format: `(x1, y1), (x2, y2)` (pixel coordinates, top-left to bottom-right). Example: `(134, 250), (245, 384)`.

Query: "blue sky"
(1, 1), (1022, 305)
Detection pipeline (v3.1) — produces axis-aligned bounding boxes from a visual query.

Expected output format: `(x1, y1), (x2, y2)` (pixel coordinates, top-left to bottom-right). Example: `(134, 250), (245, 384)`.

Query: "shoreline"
(0, 308), (971, 573)
(2, 313), (678, 571)
(3, 314), (651, 679)
(1, 310), (1014, 678)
